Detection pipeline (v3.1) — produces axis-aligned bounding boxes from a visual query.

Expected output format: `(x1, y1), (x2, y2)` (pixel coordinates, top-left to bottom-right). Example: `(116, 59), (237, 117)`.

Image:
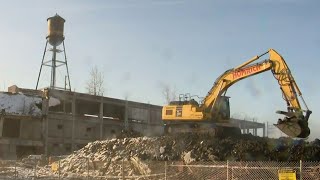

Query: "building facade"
(0, 85), (163, 159)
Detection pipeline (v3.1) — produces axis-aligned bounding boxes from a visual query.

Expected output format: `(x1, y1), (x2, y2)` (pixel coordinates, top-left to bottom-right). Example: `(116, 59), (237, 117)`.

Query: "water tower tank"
(46, 14), (65, 46)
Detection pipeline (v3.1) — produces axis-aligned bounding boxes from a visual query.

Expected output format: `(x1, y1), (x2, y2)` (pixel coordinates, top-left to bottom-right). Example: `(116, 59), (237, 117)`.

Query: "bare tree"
(160, 83), (177, 104)
(86, 66), (105, 96)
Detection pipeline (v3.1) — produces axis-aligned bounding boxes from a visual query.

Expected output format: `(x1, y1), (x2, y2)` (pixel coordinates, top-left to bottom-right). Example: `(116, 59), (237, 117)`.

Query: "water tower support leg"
(36, 41), (48, 90)
(62, 41), (72, 91)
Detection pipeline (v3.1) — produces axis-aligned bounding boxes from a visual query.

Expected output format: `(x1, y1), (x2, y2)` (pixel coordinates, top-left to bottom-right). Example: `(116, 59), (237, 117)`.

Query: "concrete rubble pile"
(50, 133), (320, 178)
(52, 137), (165, 178)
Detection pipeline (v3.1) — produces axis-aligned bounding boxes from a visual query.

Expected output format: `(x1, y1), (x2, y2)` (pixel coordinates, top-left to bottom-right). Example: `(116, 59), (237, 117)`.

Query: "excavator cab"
(211, 96), (231, 121)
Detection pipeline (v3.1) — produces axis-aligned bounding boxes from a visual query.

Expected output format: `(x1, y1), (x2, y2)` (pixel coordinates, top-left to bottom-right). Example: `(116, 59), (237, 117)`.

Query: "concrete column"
(19, 119), (23, 138)
(0, 116), (4, 137)
(71, 93), (76, 151)
(124, 100), (128, 130)
(263, 123), (266, 137)
(63, 100), (66, 113)
(148, 105), (151, 124)
(43, 116), (49, 156)
(41, 96), (49, 156)
(266, 121), (269, 137)
(99, 98), (103, 140)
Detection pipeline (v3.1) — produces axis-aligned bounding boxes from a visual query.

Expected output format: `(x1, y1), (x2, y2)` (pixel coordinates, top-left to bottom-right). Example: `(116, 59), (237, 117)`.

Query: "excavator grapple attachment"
(274, 110), (311, 138)
(274, 120), (310, 138)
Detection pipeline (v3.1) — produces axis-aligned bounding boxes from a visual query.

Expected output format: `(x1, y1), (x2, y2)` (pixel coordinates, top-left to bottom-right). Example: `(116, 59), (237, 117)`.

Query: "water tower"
(36, 13), (71, 91)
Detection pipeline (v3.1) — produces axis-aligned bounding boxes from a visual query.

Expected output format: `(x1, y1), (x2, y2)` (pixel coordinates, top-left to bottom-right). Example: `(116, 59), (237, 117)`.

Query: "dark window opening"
(2, 119), (20, 138)
(76, 100), (100, 115)
(166, 110), (173, 115)
(57, 124), (63, 129)
(49, 100), (72, 113)
(86, 127), (92, 132)
(65, 144), (71, 152)
(111, 129), (115, 134)
(16, 145), (43, 159)
(103, 104), (125, 120)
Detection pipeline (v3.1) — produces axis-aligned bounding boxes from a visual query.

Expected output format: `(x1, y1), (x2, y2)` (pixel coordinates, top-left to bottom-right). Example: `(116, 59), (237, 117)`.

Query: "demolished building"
(0, 85), (266, 160)
(0, 85), (163, 159)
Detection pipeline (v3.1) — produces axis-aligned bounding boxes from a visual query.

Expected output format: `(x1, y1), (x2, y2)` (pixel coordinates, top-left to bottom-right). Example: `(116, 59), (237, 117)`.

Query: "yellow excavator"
(162, 49), (312, 138)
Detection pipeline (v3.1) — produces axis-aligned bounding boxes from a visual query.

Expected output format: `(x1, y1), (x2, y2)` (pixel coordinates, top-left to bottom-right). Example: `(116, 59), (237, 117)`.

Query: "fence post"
(122, 159), (125, 180)
(34, 162), (37, 179)
(231, 167), (234, 180)
(14, 160), (17, 180)
(87, 158), (90, 180)
(227, 160), (229, 180)
(58, 159), (61, 180)
(300, 160), (302, 180)
(164, 161), (167, 180)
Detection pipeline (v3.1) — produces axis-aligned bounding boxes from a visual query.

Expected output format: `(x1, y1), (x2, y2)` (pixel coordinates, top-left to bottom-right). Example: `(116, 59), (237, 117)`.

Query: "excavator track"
(164, 121), (241, 137)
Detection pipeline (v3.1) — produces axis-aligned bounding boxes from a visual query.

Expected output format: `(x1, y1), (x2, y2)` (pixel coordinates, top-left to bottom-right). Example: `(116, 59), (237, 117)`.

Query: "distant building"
(0, 85), (163, 159)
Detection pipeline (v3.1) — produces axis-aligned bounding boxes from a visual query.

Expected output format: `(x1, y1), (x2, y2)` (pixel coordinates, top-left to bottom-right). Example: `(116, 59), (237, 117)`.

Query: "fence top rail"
(168, 164), (303, 169)
(169, 164), (226, 168)
(231, 166), (300, 169)
(2, 159), (320, 163)
(89, 173), (165, 179)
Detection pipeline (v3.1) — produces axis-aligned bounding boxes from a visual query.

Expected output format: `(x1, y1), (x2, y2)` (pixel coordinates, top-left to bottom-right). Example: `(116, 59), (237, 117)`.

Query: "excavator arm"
(162, 49), (311, 138)
(200, 49), (311, 138)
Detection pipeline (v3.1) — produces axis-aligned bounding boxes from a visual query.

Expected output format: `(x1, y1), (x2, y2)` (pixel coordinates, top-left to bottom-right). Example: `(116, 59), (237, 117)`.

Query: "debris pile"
(0, 93), (42, 116)
(51, 133), (320, 177)
(115, 129), (144, 139)
(0, 92), (61, 116)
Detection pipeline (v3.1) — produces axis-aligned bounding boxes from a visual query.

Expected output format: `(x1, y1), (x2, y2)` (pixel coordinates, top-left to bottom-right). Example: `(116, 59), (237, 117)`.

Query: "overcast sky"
(0, 0), (319, 139)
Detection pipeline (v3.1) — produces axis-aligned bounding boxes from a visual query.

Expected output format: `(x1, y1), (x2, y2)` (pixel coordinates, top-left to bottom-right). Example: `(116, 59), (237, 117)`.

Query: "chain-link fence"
(1, 158), (320, 179)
